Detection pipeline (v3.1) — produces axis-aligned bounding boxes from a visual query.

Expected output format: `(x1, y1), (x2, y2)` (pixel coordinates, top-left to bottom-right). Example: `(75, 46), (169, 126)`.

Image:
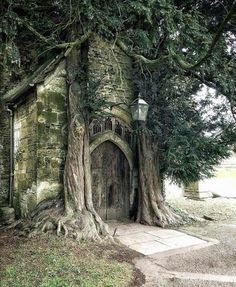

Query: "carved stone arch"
(104, 117), (112, 130)
(105, 106), (132, 127)
(90, 131), (133, 170)
(115, 120), (123, 136)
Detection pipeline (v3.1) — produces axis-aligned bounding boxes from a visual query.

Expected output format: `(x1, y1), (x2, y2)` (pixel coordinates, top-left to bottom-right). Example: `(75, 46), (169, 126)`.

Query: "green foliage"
(1, 0), (235, 183)
(136, 67), (234, 184)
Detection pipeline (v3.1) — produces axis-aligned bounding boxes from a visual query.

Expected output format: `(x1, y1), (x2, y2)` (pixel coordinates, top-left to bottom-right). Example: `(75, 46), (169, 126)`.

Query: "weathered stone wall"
(13, 62), (67, 217)
(13, 94), (37, 217)
(0, 106), (10, 206)
(36, 61), (67, 204)
(33, 39), (134, 210)
(89, 36), (134, 125)
(10, 38), (135, 217)
(184, 153), (236, 199)
(89, 37), (136, 217)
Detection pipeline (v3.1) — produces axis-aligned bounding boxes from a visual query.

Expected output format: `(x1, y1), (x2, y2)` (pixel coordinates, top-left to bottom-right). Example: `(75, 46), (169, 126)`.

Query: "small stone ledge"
(0, 207), (15, 226)
(185, 191), (213, 200)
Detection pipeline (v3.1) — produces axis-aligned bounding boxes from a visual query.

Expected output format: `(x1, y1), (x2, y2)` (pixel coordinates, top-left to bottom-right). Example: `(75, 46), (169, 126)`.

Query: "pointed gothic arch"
(90, 131), (134, 169)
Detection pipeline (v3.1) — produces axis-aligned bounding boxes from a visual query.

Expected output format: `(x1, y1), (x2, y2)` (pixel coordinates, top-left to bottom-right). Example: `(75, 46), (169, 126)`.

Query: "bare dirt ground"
(137, 197), (236, 287)
(168, 197), (236, 222)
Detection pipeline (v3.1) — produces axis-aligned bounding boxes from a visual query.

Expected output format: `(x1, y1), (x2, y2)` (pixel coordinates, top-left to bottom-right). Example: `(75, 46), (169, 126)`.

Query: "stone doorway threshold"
(108, 222), (218, 256)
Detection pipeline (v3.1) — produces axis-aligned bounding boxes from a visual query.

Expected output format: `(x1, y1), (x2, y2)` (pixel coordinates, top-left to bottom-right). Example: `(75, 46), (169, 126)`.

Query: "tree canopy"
(1, 0), (236, 185)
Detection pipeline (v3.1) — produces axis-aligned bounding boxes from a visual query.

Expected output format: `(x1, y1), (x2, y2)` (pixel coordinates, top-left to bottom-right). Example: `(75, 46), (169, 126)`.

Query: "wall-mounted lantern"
(130, 94), (149, 122)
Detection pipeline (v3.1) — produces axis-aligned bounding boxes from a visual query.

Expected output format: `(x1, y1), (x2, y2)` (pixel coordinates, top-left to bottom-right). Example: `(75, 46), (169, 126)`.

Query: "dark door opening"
(91, 141), (130, 221)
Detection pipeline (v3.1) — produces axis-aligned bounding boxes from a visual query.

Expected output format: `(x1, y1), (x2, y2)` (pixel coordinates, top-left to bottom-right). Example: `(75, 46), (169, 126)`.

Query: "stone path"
(109, 222), (216, 256)
(135, 257), (236, 286)
(109, 222), (235, 286)
(115, 199), (236, 286)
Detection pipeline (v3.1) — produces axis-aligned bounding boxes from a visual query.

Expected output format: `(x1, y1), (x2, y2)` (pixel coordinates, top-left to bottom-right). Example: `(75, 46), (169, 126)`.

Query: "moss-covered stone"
(2, 39), (135, 218)
(0, 106), (10, 206)
(13, 95), (37, 216)
(49, 128), (64, 144)
(0, 207), (15, 225)
(38, 111), (58, 124)
(57, 112), (67, 124)
(88, 36), (134, 124)
(47, 92), (66, 110)
(36, 181), (63, 203)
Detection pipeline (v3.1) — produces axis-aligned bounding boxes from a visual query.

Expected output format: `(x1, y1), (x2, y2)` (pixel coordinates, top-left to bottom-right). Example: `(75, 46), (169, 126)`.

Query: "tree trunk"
(6, 43), (195, 239)
(60, 43), (109, 240)
(136, 129), (180, 227)
(11, 43), (110, 240)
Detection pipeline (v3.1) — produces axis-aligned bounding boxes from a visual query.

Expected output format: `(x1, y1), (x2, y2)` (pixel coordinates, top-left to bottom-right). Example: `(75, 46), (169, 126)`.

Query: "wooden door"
(91, 141), (130, 221)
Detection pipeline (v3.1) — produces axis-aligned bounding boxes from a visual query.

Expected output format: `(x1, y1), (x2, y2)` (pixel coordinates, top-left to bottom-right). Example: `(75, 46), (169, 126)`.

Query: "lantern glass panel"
(130, 99), (149, 121)
(130, 105), (139, 121)
(139, 104), (149, 121)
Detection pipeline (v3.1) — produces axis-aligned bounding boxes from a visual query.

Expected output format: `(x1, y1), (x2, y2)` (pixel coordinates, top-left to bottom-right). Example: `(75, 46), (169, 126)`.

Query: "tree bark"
(11, 43), (110, 241)
(60, 43), (109, 240)
(5, 42), (196, 239)
(137, 129), (179, 227)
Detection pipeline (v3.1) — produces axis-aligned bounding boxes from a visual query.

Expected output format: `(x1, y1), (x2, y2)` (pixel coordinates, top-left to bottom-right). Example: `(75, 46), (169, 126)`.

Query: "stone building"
(184, 153), (236, 199)
(1, 36), (235, 225)
(0, 36), (137, 222)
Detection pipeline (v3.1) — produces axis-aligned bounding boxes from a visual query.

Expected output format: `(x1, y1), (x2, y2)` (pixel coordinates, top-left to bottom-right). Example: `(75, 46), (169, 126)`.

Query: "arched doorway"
(91, 141), (131, 221)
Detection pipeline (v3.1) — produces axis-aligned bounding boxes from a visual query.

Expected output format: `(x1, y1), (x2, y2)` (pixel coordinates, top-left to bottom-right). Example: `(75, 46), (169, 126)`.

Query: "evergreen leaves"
(1, 0), (235, 184)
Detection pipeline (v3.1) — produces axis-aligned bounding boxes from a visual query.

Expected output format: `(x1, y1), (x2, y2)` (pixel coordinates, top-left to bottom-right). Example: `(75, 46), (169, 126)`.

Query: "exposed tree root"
(5, 198), (112, 242)
(136, 198), (197, 228)
(165, 203), (203, 226)
(136, 131), (202, 228)
(4, 196), (200, 240)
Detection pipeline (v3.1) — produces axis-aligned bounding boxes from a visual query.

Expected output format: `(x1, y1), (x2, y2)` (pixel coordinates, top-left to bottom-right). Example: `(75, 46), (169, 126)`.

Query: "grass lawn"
(0, 231), (144, 287)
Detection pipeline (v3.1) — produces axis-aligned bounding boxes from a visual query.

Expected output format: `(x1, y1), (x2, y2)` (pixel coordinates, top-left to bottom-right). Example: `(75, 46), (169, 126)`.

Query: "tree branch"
(17, 16), (92, 54)
(117, 1), (236, 71)
(2, 32), (92, 102)
(17, 17), (52, 45)
(186, 71), (236, 121)
(116, 39), (169, 67)
(170, 0), (236, 70)
(186, 71), (217, 90)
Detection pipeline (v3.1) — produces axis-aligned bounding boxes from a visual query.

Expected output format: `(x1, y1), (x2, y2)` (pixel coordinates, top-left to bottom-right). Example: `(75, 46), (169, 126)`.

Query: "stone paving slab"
(109, 222), (213, 256)
(147, 229), (184, 239)
(117, 232), (159, 245)
(156, 234), (204, 249)
(110, 222), (156, 236)
(129, 241), (170, 255)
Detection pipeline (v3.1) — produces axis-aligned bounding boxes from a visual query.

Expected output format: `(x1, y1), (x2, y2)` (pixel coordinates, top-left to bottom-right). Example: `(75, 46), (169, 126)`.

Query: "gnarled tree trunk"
(61, 45), (109, 240)
(136, 130), (180, 227)
(9, 43), (110, 241)
(6, 43), (194, 240)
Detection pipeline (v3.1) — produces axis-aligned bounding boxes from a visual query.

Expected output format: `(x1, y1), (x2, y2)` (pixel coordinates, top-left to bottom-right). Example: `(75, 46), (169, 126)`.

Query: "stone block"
(147, 229), (184, 239)
(47, 92), (66, 111)
(0, 207), (15, 225)
(129, 241), (170, 255)
(36, 181), (62, 203)
(155, 234), (205, 249)
(118, 232), (158, 246)
(198, 191), (213, 199)
(39, 111), (58, 124)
